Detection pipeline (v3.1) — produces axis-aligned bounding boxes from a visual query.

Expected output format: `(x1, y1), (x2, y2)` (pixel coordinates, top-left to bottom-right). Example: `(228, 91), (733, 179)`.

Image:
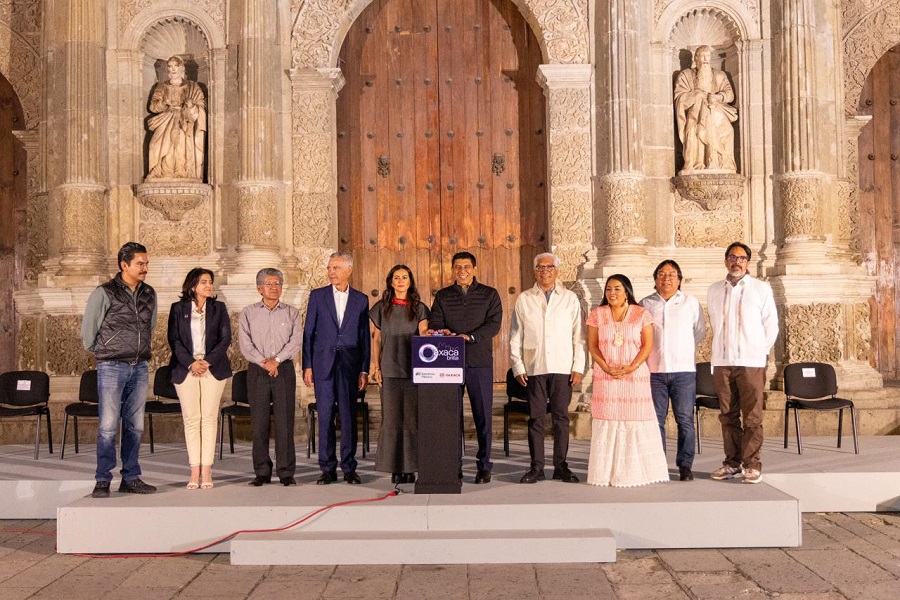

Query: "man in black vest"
(428, 251), (502, 484)
(81, 242), (158, 498)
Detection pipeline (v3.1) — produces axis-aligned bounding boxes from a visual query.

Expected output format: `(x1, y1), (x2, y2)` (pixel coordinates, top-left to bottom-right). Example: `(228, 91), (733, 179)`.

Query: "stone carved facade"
(236, 183), (279, 247)
(655, 0), (760, 24)
(119, 0), (226, 36)
(599, 174), (645, 245)
(842, 0), (900, 116)
(0, 0), (42, 128)
(139, 196), (212, 256)
(778, 173), (825, 242)
(782, 303), (843, 364)
(55, 185), (107, 257)
(45, 315), (95, 376)
(674, 183), (743, 248)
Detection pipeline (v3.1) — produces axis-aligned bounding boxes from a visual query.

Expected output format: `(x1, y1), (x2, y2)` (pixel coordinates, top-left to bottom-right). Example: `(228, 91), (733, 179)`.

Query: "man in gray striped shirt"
(238, 268), (303, 487)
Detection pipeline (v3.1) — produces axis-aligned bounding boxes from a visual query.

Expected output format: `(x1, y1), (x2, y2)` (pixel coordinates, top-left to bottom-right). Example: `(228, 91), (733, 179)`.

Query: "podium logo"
(418, 343), (461, 363)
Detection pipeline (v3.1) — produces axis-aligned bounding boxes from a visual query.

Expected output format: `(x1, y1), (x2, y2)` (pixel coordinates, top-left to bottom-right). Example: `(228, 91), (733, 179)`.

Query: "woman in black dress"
(369, 265), (429, 484)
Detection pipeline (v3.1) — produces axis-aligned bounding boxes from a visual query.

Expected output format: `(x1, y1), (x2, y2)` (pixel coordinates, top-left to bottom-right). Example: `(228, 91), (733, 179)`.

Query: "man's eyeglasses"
(535, 265), (557, 272)
(261, 282), (283, 288)
(726, 254), (749, 263)
(655, 273), (679, 280)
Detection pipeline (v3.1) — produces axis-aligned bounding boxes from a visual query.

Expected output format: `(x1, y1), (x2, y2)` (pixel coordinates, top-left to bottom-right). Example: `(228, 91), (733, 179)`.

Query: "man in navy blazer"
(303, 252), (371, 484)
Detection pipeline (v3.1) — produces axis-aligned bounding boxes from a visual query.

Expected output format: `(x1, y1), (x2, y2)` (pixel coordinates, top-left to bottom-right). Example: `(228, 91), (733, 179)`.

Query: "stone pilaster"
(288, 67), (343, 288)
(773, 0), (827, 268)
(232, 0), (284, 278)
(592, 0), (646, 269)
(44, 0), (108, 281)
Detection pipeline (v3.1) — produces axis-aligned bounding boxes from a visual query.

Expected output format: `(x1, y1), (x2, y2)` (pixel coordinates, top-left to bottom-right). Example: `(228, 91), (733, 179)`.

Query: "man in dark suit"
(428, 251), (502, 484)
(303, 252), (371, 484)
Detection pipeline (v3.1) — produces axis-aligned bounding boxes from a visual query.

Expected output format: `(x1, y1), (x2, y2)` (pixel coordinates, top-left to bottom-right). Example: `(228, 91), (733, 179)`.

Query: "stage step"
(230, 528), (616, 565)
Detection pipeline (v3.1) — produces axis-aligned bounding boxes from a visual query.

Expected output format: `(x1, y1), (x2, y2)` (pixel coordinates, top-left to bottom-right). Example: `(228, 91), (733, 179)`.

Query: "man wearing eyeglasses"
(640, 260), (706, 482)
(238, 268), (303, 486)
(707, 242), (778, 484)
(428, 251), (502, 484)
(510, 253), (585, 484)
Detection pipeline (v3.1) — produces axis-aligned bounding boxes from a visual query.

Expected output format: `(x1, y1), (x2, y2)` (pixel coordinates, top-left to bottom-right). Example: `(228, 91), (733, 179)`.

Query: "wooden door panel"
(338, 0), (546, 381)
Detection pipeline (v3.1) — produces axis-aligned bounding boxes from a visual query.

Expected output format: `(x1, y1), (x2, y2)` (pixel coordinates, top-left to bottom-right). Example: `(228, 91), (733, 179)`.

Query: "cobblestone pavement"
(1, 513), (899, 599)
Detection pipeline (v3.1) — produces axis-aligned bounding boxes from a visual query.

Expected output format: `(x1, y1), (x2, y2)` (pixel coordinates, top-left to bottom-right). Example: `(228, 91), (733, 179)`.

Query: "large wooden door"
(337, 0), (547, 381)
(0, 72), (24, 373)
(859, 47), (900, 380)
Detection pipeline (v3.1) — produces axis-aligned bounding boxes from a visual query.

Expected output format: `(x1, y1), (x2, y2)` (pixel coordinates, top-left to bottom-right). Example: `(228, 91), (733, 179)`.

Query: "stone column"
(44, 0), (108, 282)
(288, 67), (343, 287)
(593, 0), (647, 269)
(773, 0), (828, 269)
(232, 0), (284, 278)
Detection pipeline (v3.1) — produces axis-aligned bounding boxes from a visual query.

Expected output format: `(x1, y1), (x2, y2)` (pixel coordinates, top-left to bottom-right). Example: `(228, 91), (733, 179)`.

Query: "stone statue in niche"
(146, 56), (206, 180)
(674, 45), (737, 174)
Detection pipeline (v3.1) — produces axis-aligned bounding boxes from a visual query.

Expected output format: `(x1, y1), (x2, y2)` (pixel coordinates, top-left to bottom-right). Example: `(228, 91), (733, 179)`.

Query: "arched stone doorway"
(336, 0), (548, 381)
(859, 46), (900, 380)
(0, 71), (25, 372)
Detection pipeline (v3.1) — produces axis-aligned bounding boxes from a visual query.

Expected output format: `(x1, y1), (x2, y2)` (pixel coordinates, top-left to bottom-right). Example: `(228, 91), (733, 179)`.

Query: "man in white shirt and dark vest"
(509, 253), (585, 484)
(707, 242), (778, 484)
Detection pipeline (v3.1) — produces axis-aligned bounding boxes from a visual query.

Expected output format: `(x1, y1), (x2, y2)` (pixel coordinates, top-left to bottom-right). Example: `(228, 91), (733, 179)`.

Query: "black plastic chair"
(146, 366), (182, 453)
(783, 362), (858, 454)
(60, 370), (100, 459)
(503, 368), (549, 457)
(0, 370), (53, 459)
(307, 389), (369, 458)
(218, 370), (254, 459)
(694, 362), (719, 454)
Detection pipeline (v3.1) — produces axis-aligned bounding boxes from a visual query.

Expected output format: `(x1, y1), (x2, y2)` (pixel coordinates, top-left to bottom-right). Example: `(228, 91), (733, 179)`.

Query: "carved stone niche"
(134, 181), (211, 221)
(673, 172), (744, 211)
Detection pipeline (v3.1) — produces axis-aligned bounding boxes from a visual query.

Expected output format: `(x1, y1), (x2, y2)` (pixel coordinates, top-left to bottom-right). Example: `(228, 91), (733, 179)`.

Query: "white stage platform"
(2, 436), (898, 564)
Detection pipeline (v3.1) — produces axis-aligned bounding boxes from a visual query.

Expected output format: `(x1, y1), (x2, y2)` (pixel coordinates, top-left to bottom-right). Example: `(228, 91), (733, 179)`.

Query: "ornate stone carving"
(237, 184), (279, 247)
(674, 212), (743, 248)
(293, 192), (334, 248)
(54, 185), (107, 254)
(782, 303), (843, 364)
(696, 307), (712, 363)
(0, 6), (42, 127)
(554, 243), (588, 283)
(18, 316), (37, 371)
(673, 172), (745, 211)
(26, 191), (48, 282)
(148, 317), (170, 373)
(599, 174), (645, 245)
(655, 0), (760, 24)
(836, 178), (860, 258)
(45, 315), (95, 376)
(549, 130), (592, 187)
(290, 0), (589, 68)
(227, 312), (249, 373)
(842, 1), (900, 115)
(778, 173), (824, 242)
(295, 246), (333, 288)
(119, 0), (226, 37)
(135, 182), (211, 221)
(852, 302), (871, 362)
(139, 195), (211, 256)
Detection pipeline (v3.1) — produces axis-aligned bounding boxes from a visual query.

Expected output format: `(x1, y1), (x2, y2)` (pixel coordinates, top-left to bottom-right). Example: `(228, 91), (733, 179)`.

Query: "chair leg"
(850, 405), (859, 454)
(783, 403), (790, 449)
(793, 407), (802, 454)
(34, 414), (41, 460)
(61, 414), (69, 460)
(503, 407), (510, 457)
(74, 416), (80, 454)
(837, 408), (844, 449)
(149, 414), (155, 453)
(695, 406), (702, 455)
(46, 409), (53, 455)
(218, 414), (224, 461)
(228, 415), (235, 454)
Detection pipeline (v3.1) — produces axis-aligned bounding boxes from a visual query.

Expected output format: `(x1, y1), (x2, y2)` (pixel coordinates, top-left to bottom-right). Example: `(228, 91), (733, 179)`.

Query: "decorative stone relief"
(136, 182), (210, 221)
(674, 181), (743, 248)
(54, 185), (106, 254)
(25, 192), (47, 283)
(599, 174), (645, 245)
(836, 178), (860, 258)
(778, 173), (824, 241)
(45, 315), (95, 376)
(18, 316), (37, 370)
(148, 317), (170, 373)
(782, 303), (843, 364)
(227, 312), (249, 373)
(0, 10), (42, 127)
(548, 130), (591, 188)
(696, 307), (712, 363)
(673, 173), (744, 211)
(293, 193), (333, 249)
(655, 0), (760, 24)
(852, 302), (872, 362)
(119, 0), (225, 37)
(290, 0), (589, 68)
(842, 1), (900, 115)
(237, 184), (279, 247)
(139, 196), (211, 256)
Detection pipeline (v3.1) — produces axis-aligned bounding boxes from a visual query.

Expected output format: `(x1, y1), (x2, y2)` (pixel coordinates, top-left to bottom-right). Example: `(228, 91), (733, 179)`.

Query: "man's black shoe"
(519, 469), (545, 484)
(391, 473), (402, 484)
(552, 466), (580, 483)
(474, 469), (491, 484)
(679, 466), (694, 481)
(344, 471), (361, 484)
(118, 478), (156, 494)
(317, 471), (338, 485)
(249, 475), (271, 486)
(402, 473), (416, 484)
(91, 481), (110, 498)
(280, 477), (296, 486)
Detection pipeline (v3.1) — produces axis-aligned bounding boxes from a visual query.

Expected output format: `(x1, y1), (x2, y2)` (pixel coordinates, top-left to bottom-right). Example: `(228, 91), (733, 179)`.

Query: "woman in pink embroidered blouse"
(586, 274), (669, 486)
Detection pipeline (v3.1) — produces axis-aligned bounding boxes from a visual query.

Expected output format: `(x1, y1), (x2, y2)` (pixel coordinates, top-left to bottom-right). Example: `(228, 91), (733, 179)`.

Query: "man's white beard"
(696, 64), (714, 93)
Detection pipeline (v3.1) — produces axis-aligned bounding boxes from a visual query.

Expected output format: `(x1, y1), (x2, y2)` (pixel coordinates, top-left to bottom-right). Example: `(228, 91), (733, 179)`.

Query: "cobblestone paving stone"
(0, 514), (899, 599)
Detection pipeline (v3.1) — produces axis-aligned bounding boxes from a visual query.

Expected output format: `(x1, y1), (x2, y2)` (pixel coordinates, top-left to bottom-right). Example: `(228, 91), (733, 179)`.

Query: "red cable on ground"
(3, 489), (400, 559)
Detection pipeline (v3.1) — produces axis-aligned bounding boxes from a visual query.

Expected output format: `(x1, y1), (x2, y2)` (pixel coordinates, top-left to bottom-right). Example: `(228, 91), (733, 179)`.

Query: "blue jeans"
(96, 360), (148, 482)
(650, 371), (696, 468)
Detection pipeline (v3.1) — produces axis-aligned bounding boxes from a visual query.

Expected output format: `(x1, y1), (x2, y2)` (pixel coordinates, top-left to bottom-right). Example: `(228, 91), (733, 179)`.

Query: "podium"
(412, 336), (464, 494)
